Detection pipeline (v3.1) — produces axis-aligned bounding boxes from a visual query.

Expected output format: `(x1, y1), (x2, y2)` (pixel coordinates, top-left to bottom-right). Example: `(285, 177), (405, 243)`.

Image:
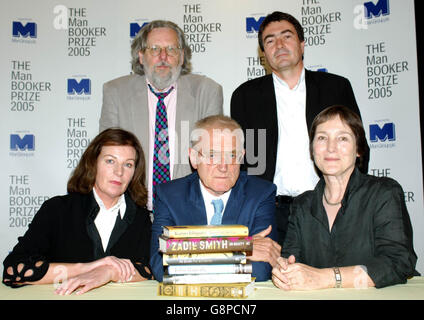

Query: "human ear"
(138, 50), (143, 65)
(189, 148), (198, 169)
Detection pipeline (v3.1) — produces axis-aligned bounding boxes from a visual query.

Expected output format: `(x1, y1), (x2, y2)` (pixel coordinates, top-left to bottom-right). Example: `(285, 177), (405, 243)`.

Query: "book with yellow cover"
(158, 280), (255, 299)
(162, 224), (248, 238)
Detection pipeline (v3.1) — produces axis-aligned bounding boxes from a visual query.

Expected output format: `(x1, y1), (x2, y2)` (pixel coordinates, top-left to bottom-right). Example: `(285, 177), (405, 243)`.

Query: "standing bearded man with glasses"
(100, 20), (223, 215)
(150, 115), (281, 282)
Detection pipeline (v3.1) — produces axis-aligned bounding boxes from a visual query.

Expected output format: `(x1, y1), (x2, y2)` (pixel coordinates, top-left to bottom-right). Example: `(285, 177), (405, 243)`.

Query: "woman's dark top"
(282, 168), (418, 288)
(2, 191), (152, 287)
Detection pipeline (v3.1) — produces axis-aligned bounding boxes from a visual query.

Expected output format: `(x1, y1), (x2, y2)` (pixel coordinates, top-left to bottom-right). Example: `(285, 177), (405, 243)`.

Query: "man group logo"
(12, 21), (37, 38)
(364, 0), (390, 19)
(369, 122), (395, 143)
(67, 78), (91, 95)
(130, 22), (149, 38)
(246, 16), (265, 33)
(10, 134), (35, 151)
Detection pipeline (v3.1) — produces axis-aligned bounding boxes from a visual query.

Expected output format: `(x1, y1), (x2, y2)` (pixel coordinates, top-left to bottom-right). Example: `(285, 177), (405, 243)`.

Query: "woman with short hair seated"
(272, 105), (418, 290)
(3, 128), (153, 295)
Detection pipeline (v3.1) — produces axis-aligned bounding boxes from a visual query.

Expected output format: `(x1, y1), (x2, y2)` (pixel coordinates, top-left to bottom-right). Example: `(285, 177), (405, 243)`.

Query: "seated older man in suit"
(150, 115), (281, 281)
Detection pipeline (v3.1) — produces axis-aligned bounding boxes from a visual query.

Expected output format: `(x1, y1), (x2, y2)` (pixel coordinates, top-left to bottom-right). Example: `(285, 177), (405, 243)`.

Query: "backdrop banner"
(1, 0), (423, 273)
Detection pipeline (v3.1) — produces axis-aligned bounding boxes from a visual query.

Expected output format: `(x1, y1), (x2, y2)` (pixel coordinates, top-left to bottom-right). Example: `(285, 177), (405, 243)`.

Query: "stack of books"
(157, 224), (255, 299)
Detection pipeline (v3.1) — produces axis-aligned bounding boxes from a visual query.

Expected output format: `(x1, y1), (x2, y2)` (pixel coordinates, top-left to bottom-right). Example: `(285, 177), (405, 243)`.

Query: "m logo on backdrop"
(354, 0), (390, 29)
(246, 16), (265, 33)
(67, 78), (91, 95)
(364, 0), (390, 19)
(10, 134), (35, 151)
(12, 22), (37, 38)
(369, 122), (395, 142)
(306, 65), (328, 73)
(130, 22), (149, 38)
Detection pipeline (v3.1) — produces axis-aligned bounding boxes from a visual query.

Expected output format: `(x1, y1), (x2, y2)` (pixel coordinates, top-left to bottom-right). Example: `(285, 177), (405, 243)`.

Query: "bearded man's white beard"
(145, 61), (182, 91)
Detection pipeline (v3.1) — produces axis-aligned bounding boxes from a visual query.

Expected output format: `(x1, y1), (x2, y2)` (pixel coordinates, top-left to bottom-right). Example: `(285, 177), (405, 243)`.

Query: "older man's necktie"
(210, 199), (224, 225)
(149, 84), (174, 209)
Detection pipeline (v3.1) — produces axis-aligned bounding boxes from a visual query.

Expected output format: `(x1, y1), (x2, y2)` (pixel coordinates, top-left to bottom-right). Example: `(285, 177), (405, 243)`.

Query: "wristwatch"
(333, 267), (342, 288)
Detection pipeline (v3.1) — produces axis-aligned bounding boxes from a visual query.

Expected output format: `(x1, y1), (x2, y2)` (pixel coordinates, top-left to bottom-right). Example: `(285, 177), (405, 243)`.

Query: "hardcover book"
(162, 252), (247, 266)
(167, 263), (252, 275)
(162, 273), (252, 285)
(162, 224), (248, 238)
(159, 235), (253, 254)
(158, 280), (255, 299)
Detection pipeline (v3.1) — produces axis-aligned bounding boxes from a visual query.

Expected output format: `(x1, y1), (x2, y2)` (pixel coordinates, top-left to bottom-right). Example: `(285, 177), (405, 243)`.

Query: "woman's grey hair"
(130, 20), (192, 75)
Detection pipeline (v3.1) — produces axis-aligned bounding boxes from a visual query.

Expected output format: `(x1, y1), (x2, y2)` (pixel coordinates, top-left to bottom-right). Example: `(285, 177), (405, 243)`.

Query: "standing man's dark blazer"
(150, 171), (277, 282)
(231, 69), (369, 181)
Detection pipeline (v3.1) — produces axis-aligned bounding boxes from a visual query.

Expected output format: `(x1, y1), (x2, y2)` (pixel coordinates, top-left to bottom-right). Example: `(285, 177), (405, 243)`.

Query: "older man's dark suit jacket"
(150, 171), (277, 282)
(231, 69), (369, 181)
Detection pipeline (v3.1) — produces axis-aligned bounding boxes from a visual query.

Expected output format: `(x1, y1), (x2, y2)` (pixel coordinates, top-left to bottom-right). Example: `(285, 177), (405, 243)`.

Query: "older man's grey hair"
(130, 20), (192, 75)
(190, 115), (245, 151)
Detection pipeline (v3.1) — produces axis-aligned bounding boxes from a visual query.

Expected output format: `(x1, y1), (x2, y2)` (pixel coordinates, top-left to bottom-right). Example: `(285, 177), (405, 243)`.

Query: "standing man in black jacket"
(231, 11), (369, 247)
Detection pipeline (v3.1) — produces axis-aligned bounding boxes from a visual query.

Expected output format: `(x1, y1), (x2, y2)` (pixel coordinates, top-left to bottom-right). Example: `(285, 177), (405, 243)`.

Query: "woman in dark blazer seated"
(272, 106), (418, 290)
(3, 128), (153, 295)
